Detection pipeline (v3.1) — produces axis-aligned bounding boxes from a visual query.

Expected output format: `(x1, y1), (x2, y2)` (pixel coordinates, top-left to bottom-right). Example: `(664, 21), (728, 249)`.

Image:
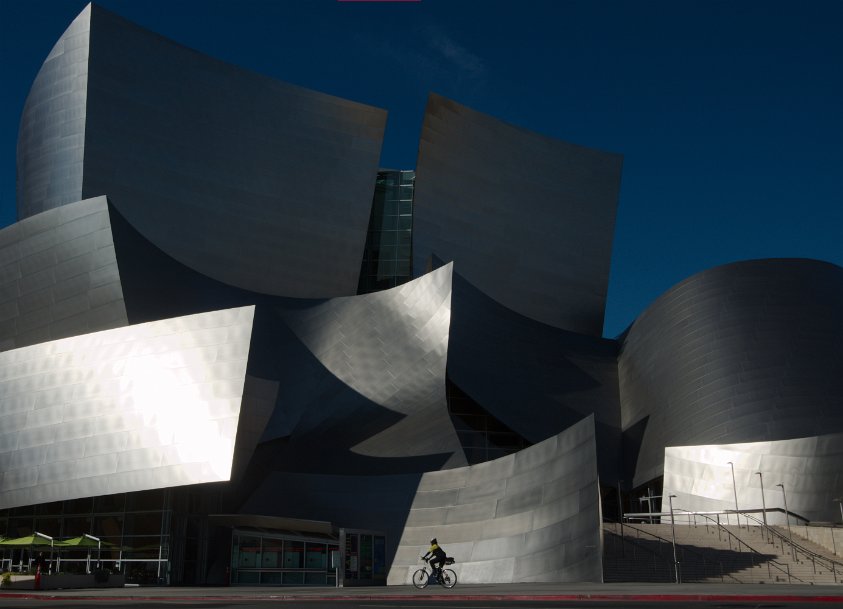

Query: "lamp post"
(668, 494), (680, 584)
(776, 483), (795, 559)
(727, 461), (740, 528)
(617, 479), (624, 556)
(756, 471), (768, 542)
(638, 488), (655, 524)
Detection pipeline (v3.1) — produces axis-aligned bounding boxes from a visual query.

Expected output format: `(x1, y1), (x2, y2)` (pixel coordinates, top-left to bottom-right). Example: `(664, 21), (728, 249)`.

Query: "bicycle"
(412, 556), (457, 588)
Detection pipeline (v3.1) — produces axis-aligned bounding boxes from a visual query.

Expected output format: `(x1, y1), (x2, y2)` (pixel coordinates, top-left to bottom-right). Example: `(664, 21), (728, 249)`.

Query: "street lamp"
(638, 488), (655, 524)
(776, 483), (795, 559)
(756, 471), (768, 542)
(727, 461), (740, 528)
(668, 494), (680, 584)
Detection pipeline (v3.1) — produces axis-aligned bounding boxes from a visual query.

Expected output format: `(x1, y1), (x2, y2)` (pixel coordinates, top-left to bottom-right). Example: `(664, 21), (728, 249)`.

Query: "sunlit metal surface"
(18, 4), (385, 299)
(0, 306), (255, 510)
(413, 93), (622, 335)
(664, 433), (843, 524)
(0, 196), (128, 352)
(619, 259), (843, 487)
(16, 5), (90, 218)
(388, 414), (602, 584)
(259, 263), (466, 472)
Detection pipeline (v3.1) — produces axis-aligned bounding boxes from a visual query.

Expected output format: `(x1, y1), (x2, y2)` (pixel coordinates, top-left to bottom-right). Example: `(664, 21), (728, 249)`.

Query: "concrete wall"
(791, 526), (843, 558)
(388, 415), (602, 584)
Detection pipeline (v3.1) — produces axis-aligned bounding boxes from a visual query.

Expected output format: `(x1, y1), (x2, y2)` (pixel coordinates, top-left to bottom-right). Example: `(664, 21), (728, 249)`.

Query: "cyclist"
(422, 538), (448, 579)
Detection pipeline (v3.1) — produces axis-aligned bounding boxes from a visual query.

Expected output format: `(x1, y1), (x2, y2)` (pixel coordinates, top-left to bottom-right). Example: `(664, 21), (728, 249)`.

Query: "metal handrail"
(602, 520), (676, 582)
(604, 519), (738, 583)
(740, 512), (842, 583)
(619, 512), (806, 584)
(670, 510), (804, 584)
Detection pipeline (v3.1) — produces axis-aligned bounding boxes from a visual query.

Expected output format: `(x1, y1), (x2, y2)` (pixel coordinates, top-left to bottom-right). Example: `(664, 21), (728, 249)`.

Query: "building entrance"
(340, 529), (386, 585)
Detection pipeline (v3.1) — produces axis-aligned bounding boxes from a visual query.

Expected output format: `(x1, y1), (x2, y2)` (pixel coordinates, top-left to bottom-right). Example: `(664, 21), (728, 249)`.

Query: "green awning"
(0, 533), (54, 548)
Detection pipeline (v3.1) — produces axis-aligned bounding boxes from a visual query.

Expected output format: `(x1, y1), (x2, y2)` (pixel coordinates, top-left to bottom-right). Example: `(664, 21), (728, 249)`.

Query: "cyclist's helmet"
(430, 538), (437, 544)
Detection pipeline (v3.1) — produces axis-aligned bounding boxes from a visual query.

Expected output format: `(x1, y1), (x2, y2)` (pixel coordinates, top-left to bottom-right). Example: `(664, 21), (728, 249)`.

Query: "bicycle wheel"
(439, 568), (457, 588)
(412, 568), (429, 589)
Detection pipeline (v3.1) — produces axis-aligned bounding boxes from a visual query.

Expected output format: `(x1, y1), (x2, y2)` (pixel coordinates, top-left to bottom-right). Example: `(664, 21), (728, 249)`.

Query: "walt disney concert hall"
(1, 3), (842, 587)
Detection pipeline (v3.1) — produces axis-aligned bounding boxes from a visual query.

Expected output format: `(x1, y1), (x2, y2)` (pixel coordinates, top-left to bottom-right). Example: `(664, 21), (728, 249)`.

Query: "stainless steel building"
(2, 2), (842, 587)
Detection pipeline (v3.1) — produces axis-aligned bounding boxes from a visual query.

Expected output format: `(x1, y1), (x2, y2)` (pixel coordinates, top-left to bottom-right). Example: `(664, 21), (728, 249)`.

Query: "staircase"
(603, 520), (843, 584)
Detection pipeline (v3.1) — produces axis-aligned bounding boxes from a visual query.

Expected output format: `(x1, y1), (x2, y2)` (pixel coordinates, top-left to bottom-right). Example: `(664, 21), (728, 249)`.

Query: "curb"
(2, 593), (843, 603)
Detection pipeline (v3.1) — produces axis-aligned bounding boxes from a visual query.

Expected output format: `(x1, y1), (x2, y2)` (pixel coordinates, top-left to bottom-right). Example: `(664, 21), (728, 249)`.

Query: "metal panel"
(619, 259), (843, 487)
(389, 415), (602, 584)
(0, 305), (255, 510)
(0, 196), (128, 352)
(413, 93), (623, 334)
(446, 271), (622, 480)
(16, 5), (90, 219)
(664, 433), (843, 524)
(258, 263), (466, 473)
(72, 5), (383, 299)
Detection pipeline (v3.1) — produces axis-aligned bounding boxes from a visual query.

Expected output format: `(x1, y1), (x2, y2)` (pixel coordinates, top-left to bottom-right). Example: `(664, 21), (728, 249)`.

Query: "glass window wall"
(230, 530), (339, 587)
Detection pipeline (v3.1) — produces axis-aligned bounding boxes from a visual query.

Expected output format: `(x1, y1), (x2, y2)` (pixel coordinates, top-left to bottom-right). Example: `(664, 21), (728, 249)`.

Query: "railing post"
(786, 563), (791, 584)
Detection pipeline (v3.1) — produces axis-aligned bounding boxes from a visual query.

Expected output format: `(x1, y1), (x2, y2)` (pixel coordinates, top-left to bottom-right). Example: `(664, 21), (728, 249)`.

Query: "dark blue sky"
(2, 0), (841, 338)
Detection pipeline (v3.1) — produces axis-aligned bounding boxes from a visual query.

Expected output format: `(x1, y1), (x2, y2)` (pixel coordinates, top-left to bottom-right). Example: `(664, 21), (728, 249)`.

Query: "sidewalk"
(2, 582), (843, 603)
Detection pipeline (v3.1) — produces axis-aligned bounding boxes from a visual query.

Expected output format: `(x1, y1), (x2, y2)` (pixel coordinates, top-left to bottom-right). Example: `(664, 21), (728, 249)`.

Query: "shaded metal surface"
(412, 93), (623, 335)
(619, 259), (843, 487)
(0, 196), (128, 351)
(258, 263), (466, 472)
(388, 415), (602, 584)
(16, 5), (90, 220)
(19, 4), (385, 299)
(664, 432), (843, 524)
(446, 271), (621, 480)
(0, 306), (255, 510)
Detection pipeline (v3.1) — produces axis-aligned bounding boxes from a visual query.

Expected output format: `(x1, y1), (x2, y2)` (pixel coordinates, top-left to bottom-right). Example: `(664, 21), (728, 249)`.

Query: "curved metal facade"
(619, 259), (843, 487)
(0, 196), (127, 352)
(7, 2), (843, 588)
(0, 306), (255, 510)
(412, 93), (623, 335)
(267, 263), (466, 471)
(16, 5), (90, 218)
(389, 414), (602, 584)
(446, 271), (621, 481)
(664, 433), (843, 524)
(18, 4), (386, 299)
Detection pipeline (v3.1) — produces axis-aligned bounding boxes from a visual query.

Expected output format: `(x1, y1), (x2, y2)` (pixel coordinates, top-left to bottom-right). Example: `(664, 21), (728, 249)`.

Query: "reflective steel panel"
(389, 414), (602, 584)
(413, 93), (623, 334)
(16, 5), (90, 219)
(0, 196), (128, 351)
(18, 4), (386, 299)
(664, 433), (843, 524)
(619, 259), (843, 487)
(446, 271), (621, 479)
(261, 263), (466, 472)
(0, 305), (255, 510)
